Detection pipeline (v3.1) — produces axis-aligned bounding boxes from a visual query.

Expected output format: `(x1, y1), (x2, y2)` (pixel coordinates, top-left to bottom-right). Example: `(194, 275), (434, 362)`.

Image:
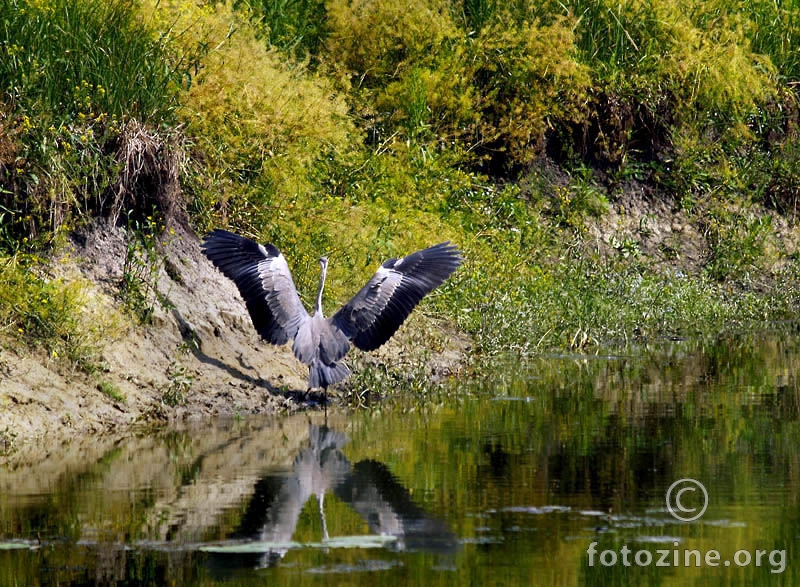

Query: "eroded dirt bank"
(0, 220), (468, 450)
(1, 221), (308, 445)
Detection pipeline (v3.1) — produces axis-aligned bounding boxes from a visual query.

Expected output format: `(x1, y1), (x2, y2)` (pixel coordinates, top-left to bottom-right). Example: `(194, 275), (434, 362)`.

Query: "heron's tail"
(308, 361), (350, 389)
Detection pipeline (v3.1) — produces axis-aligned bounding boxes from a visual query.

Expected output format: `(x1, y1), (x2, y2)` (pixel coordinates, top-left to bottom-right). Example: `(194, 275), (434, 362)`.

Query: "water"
(2, 333), (799, 585)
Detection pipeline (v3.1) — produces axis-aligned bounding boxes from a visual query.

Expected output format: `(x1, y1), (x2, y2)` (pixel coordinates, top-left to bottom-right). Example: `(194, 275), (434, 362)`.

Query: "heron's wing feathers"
(331, 242), (462, 351)
(201, 229), (308, 344)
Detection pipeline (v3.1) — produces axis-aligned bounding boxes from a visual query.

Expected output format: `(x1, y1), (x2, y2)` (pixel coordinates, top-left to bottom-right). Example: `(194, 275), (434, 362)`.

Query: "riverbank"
(2, 183), (797, 449)
(3, 0), (800, 447)
(0, 220), (470, 447)
(1, 221), (300, 446)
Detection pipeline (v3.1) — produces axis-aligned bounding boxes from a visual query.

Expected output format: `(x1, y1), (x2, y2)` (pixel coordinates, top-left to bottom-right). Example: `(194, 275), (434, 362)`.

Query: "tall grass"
(1, 0), (183, 123)
(1, 0), (190, 249)
(739, 0), (800, 83)
(456, 249), (799, 360)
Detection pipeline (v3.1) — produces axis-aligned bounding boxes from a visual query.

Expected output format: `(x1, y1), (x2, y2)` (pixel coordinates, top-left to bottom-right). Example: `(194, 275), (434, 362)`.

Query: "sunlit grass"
(0, 0), (189, 250)
(0, 254), (111, 372)
(1, 0), (182, 123)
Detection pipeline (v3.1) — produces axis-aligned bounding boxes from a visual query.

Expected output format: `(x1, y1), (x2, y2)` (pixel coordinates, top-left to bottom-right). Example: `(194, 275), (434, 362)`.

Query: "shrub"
(246, 0), (328, 59)
(167, 2), (356, 231)
(467, 18), (590, 167)
(539, 0), (781, 170)
(0, 0), (189, 248)
(325, 0), (460, 88)
(329, 3), (590, 169)
(0, 255), (112, 371)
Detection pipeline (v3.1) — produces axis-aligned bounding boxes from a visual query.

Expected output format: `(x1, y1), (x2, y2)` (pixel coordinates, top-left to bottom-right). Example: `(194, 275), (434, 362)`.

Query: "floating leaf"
(0, 542), (32, 550)
(199, 535), (398, 554)
(320, 535), (398, 549)
(200, 541), (302, 554)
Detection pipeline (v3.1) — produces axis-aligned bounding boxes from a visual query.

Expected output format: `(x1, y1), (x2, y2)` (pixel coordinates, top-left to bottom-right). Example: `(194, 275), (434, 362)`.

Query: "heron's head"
(319, 256), (328, 269)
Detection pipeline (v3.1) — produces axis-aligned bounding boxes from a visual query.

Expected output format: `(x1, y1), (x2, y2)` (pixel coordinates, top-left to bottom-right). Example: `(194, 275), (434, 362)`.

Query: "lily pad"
(0, 542), (32, 550)
(199, 535), (398, 554)
(200, 541), (302, 554)
(320, 535), (398, 549)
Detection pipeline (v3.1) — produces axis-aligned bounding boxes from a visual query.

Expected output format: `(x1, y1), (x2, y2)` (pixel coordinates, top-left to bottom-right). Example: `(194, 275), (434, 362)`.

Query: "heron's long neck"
(315, 262), (327, 316)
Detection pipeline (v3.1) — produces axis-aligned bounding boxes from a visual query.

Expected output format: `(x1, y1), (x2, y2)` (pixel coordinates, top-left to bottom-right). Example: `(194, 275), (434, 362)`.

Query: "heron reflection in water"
(211, 425), (457, 569)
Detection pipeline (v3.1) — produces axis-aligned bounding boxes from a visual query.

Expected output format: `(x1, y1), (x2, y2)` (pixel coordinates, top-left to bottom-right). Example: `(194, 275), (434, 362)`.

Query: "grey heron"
(201, 230), (462, 390)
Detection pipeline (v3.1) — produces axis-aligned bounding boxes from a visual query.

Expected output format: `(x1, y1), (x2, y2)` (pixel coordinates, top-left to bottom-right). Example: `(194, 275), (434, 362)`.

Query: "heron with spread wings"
(201, 230), (462, 390)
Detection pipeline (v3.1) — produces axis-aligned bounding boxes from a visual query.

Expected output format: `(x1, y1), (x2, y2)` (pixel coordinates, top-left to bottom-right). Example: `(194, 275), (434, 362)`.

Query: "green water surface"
(1, 333), (798, 585)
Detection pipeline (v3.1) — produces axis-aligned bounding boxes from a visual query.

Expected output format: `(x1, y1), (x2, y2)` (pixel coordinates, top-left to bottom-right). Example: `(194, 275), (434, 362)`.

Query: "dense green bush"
(3, 0), (800, 374)
(248, 0), (328, 58)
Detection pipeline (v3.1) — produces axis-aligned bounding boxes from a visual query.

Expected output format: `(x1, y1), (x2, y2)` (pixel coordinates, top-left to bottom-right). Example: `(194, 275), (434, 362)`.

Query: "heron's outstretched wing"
(201, 229), (308, 345)
(331, 242), (462, 351)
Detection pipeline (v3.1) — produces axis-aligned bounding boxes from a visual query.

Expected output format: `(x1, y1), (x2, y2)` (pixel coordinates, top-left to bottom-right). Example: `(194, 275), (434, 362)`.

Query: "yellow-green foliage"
(468, 18), (590, 164)
(376, 57), (478, 140)
(5, 0), (800, 366)
(327, 1), (589, 165)
(653, 1), (777, 125)
(372, 16), (590, 164)
(183, 7), (354, 167)
(145, 1), (356, 228)
(569, 0), (778, 131)
(0, 256), (111, 370)
(326, 0), (460, 86)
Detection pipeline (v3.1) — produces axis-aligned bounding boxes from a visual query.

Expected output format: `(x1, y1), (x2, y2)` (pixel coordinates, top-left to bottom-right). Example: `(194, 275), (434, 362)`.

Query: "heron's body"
(201, 230), (462, 390)
(295, 313), (350, 388)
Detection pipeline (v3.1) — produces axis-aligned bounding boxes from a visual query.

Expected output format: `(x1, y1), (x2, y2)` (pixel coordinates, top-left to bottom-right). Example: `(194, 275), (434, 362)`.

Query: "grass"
(461, 256), (798, 358)
(1, 0), (800, 383)
(0, 426), (18, 456)
(97, 381), (125, 403)
(249, 0), (328, 59)
(0, 0), (182, 123)
(0, 254), (108, 372)
(0, 0), (188, 250)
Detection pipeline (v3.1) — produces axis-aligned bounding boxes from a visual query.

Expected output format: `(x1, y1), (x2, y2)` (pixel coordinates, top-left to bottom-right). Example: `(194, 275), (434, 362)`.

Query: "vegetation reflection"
(1, 334), (799, 584)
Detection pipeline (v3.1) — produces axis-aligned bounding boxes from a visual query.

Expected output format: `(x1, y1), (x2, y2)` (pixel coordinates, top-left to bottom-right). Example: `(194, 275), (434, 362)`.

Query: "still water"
(1, 333), (799, 585)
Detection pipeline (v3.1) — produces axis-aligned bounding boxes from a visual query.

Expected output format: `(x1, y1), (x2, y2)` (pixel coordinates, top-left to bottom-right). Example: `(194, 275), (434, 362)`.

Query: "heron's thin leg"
(318, 493), (329, 541)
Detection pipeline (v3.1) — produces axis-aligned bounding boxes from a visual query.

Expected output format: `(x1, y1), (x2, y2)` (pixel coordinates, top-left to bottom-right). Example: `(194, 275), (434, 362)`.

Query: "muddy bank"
(0, 220), (465, 449)
(1, 188), (795, 451)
